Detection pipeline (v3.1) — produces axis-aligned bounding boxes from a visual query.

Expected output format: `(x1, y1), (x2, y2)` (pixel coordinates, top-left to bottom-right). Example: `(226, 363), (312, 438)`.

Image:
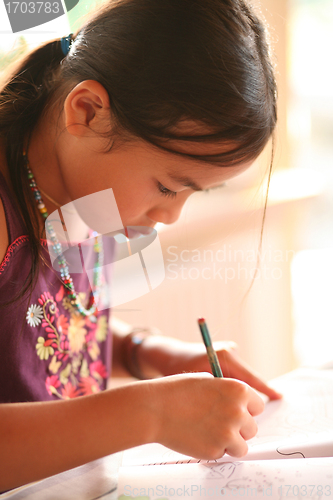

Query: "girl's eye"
(157, 182), (177, 199)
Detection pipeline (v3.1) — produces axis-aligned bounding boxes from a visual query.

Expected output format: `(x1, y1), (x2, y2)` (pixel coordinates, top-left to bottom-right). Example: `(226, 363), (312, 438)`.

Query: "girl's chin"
(125, 226), (155, 238)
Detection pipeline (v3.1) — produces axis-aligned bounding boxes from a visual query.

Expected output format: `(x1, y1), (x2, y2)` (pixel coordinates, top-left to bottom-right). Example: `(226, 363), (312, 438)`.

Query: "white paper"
(118, 459), (333, 500)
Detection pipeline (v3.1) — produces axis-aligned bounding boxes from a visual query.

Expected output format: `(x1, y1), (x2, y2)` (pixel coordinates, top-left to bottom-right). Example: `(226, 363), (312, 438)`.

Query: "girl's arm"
(110, 316), (161, 378)
(0, 373), (264, 492)
(110, 316), (133, 377)
(110, 316), (282, 400)
(137, 335), (283, 400)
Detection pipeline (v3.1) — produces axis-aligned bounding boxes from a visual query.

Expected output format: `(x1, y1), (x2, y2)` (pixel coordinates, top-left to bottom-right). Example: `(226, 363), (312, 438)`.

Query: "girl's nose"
(146, 198), (187, 225)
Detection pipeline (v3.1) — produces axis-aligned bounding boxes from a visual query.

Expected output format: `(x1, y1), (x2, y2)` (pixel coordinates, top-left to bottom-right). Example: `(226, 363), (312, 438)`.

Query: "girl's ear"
(63, 80), (111, 137)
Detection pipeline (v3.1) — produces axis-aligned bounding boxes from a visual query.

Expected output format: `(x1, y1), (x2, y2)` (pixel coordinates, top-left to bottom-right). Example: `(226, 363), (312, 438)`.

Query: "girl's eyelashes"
(157, 182), (177, 199)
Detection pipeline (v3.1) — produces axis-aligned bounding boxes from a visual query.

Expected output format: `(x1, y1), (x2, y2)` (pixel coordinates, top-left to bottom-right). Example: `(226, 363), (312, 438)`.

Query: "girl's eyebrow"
(167, 172), (226, 192)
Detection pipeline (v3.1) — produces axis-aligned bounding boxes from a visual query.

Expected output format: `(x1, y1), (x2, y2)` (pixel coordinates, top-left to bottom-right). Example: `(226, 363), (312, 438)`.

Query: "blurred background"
(1, 0), (332, 381)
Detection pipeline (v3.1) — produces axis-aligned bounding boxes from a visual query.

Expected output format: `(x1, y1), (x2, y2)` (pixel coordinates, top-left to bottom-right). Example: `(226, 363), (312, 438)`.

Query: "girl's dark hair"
(0, 0), (277, 306)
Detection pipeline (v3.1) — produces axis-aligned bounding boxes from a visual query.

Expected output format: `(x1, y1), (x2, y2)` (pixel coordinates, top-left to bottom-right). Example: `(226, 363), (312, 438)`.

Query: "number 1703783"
(278, 485), (332, 497)
(5, 1), (60, 14)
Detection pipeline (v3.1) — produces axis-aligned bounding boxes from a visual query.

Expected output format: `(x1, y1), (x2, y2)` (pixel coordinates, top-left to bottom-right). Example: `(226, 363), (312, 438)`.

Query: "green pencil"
(198, 318), (223, 378)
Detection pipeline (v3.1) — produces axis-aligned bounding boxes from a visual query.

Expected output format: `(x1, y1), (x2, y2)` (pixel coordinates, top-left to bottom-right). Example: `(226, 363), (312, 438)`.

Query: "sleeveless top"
(0, 170), (114, 403)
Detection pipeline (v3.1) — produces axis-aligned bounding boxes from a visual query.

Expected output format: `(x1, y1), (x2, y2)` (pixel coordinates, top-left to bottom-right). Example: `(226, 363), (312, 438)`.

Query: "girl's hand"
(139, 336), (282, 401)
(148, 372), (264, 459)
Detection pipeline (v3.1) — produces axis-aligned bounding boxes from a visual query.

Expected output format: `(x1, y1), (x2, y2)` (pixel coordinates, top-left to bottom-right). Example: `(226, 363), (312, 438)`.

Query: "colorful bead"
(23, 153), (103, 317)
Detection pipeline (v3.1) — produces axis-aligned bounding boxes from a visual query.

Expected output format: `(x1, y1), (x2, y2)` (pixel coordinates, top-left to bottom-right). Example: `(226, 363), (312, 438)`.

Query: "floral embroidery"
(79, 376), (100, 395)
(36, 336), (54, 360)
(68, 316), (87, 353)
(61, 382), (81, 399)
(27, 284), (109, 400)
(57, 315), (69, 336)
(96, 315), (108, 342)
(88, 340), (100, 361)
(45, 375), (61, 396)
(80, 358), (89, 378)
(90, 360), (108, 382)
(26, 304), (43, 327)
(49, 355), (62, 374)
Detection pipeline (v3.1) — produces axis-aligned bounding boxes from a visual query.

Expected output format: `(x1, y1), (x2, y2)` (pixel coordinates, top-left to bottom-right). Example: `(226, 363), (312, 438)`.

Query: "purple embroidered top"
(0, 170), (113, 403)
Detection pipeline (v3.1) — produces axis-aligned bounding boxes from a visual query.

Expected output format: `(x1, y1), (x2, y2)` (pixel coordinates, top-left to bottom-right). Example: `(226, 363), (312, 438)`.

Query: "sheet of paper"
(122, 367), (333, 466)
(118, 458), (333, 500)
(252, 368), (333, 444)
(122, 432), (333, 467)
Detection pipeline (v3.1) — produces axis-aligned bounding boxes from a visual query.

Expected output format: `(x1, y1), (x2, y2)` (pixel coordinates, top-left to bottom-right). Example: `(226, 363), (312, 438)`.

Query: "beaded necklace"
(23, 151), (104, 317)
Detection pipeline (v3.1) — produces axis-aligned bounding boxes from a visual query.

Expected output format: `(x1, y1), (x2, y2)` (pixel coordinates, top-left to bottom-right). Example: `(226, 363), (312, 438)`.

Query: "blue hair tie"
(60, 34), (73, 56)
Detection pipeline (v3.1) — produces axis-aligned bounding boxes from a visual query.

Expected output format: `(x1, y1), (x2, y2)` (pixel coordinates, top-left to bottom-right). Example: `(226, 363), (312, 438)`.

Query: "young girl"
(0, 0), (282, 492)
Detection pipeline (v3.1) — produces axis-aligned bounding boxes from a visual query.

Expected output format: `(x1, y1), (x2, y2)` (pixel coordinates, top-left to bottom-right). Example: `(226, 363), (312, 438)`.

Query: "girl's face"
(57, 137), (250, 229)
(32, 81), (252, 230)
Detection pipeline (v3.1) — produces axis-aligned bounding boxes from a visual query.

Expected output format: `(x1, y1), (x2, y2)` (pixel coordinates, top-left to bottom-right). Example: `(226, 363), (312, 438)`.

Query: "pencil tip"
(198, 318), (205, 324)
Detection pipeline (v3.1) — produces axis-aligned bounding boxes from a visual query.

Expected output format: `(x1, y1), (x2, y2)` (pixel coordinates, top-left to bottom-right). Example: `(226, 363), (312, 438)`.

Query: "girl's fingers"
(239, 412), (258, 441)
(243, 386), (264, 418)
(224, 388), (260, 456)
(242, 368), (283, 401)
(218, 418), (256, 458)
(219, 350), (283, 401)
(224, 434), (249, 458)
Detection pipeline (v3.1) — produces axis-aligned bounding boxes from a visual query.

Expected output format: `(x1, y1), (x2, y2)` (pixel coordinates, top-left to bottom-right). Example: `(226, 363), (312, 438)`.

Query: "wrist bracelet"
(121, 328), (154, 380)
